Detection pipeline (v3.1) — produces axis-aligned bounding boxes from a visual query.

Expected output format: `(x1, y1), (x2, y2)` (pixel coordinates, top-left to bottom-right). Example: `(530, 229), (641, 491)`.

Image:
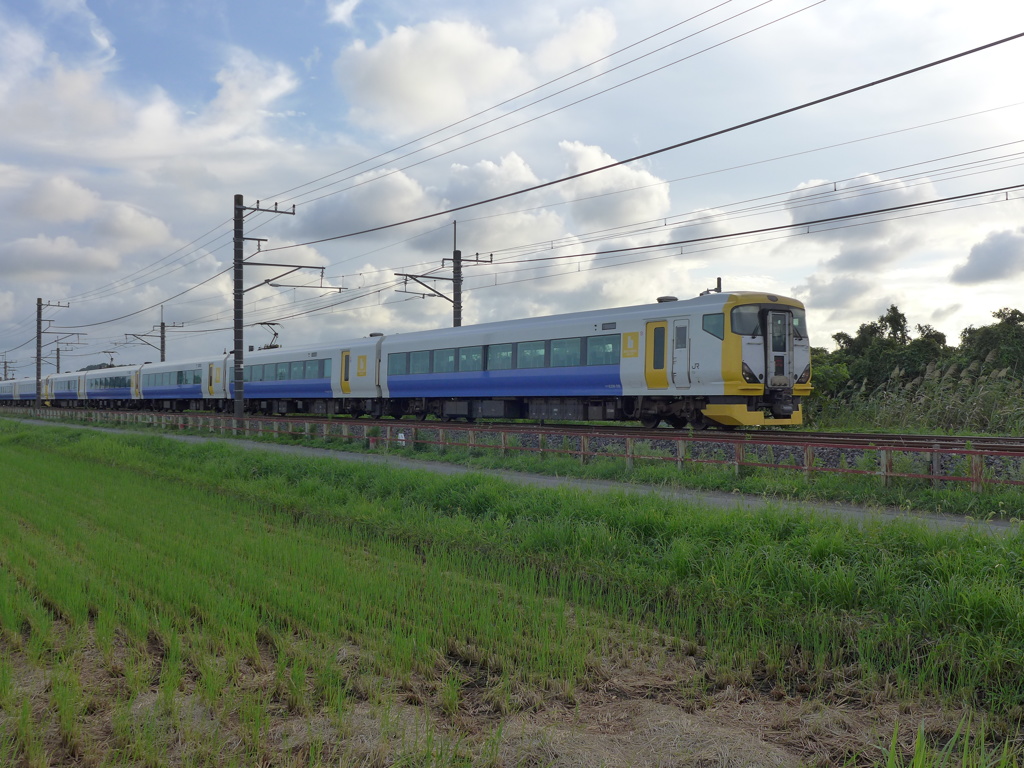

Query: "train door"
(766, 310), (793, 387)
(340, 351), (351, 395)
(207, 363), (216, 397)
(131, 370), (141, 399)
(671, 319), (690, 388)
(644, 321), (669, 390)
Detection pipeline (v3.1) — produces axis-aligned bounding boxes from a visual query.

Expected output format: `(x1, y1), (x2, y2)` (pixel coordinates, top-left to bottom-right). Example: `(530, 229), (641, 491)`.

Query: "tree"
(958, 308), (1024, 373)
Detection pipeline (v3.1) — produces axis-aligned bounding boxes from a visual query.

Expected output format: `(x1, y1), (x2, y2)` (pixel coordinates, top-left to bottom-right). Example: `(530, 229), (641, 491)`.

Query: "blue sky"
(1, 0), (1023, 373)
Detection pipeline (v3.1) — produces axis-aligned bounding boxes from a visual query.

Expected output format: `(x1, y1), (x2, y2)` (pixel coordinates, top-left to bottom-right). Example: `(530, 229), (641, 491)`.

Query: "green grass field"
(0, 421), (1021, 766)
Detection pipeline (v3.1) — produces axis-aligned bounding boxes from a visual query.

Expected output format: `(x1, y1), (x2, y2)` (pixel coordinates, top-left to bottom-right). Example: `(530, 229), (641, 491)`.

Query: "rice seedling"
(2, 420), (1023, 765)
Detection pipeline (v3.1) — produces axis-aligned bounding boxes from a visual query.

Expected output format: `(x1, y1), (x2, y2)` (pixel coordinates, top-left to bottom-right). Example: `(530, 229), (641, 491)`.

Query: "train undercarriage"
(24, 391), (801, 429)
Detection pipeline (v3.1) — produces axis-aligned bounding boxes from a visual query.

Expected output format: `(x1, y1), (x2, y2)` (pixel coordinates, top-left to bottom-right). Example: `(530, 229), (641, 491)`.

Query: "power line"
(262, 31), (1024, 253)
(264, 0), (748, 203)
(269, 0), (794, 208)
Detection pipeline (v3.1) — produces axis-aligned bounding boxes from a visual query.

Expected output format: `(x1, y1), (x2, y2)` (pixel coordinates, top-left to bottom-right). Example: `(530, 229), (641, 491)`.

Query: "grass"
(12, 407), (1024, 520)
(0, 420), (1022, 765)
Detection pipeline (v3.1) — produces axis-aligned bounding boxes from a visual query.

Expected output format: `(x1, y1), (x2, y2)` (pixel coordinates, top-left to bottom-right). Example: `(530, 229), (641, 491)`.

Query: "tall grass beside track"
(0, 422), (1022, 765)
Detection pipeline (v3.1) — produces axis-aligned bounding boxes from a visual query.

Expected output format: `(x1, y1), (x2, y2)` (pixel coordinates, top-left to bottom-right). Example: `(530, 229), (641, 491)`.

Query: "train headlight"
(796, 365), (811, 384)
(741, 363), (761, 384)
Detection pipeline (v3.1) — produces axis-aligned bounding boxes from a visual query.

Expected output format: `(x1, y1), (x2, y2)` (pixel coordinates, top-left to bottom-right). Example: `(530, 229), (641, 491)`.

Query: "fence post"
(804, 443), (814, 482)
(878, 449), (891, 487)
(930, 445), (941, 488)
(733, 441), (743, 477)
(626, 437), (634, 470)
(580, 435), (589, 465)
(971, 454), (983, 493)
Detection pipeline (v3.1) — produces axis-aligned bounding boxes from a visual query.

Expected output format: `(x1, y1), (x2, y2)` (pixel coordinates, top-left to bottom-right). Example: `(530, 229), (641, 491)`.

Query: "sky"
(1, 0), (1023, 375)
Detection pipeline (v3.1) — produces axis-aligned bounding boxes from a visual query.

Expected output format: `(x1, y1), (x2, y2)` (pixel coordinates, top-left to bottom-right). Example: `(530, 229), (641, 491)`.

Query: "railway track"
(9, 405), (1024, 454)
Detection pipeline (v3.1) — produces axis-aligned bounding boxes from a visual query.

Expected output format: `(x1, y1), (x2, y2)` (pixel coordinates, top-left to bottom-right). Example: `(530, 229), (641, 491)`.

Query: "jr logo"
(622, 332), (639, 358)
(357, 356), (367, 377)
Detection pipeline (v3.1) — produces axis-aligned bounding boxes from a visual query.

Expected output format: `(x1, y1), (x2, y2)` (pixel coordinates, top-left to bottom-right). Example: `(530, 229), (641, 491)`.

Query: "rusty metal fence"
(6, 407), (1024, 492)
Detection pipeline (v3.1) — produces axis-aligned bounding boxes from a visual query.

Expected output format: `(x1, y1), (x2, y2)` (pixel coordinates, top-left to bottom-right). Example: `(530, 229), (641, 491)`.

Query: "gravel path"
(8, 417), (1018, 535)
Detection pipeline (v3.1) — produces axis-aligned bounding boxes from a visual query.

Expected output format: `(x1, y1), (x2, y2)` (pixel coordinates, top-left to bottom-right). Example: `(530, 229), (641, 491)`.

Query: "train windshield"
(731, 305), (806, 340)
(731, 305), (763, 336)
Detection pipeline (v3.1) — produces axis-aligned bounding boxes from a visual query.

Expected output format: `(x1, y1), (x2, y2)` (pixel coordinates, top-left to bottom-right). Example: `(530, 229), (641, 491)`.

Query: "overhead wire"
(263, 31), (1024, 253)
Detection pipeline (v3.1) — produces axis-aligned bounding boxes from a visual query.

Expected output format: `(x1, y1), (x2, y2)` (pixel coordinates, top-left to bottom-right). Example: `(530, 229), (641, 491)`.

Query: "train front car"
(701, 292), (811, 428)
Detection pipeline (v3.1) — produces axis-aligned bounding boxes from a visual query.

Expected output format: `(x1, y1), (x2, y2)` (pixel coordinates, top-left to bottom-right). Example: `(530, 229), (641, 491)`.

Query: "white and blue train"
(0, 291), (811, 428)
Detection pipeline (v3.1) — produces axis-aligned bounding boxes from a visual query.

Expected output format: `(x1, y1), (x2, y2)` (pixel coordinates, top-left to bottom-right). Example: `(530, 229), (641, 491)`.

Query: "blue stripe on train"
(141, 385), (204, 399)
(387, 365), (622, 398)
(230, 379), (333, 399)
(87, 388), (132, 399)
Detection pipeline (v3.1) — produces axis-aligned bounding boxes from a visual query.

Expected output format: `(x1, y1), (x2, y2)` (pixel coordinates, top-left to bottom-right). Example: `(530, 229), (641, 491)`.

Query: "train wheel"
(639, 415), (662, 429)
(667, 415), (688, 429)
(688, 414), (708, 431)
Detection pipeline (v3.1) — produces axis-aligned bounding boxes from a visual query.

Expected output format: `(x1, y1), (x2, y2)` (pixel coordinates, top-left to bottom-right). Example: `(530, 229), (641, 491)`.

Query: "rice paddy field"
(0, 420), (1022, 767)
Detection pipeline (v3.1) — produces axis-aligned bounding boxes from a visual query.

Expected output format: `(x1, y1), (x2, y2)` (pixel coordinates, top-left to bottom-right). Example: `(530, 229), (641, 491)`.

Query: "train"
(0, 291), (811, 429)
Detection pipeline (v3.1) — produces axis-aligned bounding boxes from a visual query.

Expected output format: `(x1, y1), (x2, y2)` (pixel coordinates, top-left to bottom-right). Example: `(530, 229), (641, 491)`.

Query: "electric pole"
(36, 297), (69, 407)
(232, 195), (296, 419)
(395, 222), (491, 327)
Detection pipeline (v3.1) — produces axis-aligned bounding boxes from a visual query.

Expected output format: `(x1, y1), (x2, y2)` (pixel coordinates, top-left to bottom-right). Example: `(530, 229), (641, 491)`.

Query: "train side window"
(243, 367), (251, 383)
(551, 338), (581, 367)
(388, 353), (408, 376)
(702, 313), (725, 340)
(249, 365), (262, 382)
(488, 344), (513, 370)
(323, 358), (332, 378)
(176, 370), (184, 385)
(652, 326), (666, 370)
(409, 350), (431, 375)
(433, 348), (456, 373)
(517, 341), (547, 369)
(305, 360), (321, 379)
(290, 361), (305, 380)
(459, 346), (483, 372)
(676, 325), (688, 349)
(276, 363), (290, 381)
(586, 334), (620, 365)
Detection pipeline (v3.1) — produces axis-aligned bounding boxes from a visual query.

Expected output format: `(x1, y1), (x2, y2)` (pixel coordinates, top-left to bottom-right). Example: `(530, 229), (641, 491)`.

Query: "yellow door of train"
(644, 321), (668, 390)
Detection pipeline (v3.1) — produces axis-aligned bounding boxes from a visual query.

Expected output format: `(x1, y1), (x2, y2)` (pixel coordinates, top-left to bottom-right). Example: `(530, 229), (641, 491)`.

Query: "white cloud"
(93, 204), (172, 251)
(532, 9), (617, 74)
(557, 141), (670, 232)
(202, 47), (300, 135)
(0, 234), (118, 278)
(326, 0), (361, 26)
(18, 176), (101, 222)
(43, 0), (116, 62)
(0, 290), (14, 325)
(0, 17), (46, 100)
(293, 168), (443, 243)
(336, 21), (531, 136)
(786, 175), (935, 246)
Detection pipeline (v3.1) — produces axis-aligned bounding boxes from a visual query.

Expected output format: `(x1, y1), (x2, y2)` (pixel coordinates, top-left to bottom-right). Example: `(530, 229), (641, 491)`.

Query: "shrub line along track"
(11, 406), (1024, 453)
(5, 412), (1021, 537)
(6, 407), (1024, 499)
